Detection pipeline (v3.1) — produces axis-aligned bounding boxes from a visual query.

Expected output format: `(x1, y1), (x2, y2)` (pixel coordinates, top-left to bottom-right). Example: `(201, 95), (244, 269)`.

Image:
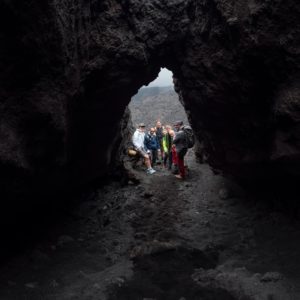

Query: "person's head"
(174, 120), (183, 131)
(165, 125), (172, 132)
(156, 121), (162, 128)
(169, 130), (175, 137)
(163, 129), (168, 135)
(150, 127), (155, 135)
(138, 123), (146, 132)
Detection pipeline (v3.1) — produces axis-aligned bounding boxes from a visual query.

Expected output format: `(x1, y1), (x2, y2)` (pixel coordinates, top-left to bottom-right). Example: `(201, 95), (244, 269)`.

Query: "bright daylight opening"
(128, 68), (193, 178)
(129, 68), (189, 128)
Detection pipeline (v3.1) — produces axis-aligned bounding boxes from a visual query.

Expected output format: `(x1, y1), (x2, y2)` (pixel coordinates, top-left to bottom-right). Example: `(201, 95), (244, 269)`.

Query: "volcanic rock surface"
(1, 154), (299, 299)
(0, 0), (299, 200)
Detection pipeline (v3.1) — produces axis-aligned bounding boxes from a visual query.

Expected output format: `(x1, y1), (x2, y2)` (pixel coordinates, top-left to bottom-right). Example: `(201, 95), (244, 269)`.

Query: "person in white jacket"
(132, 123), (156, 174)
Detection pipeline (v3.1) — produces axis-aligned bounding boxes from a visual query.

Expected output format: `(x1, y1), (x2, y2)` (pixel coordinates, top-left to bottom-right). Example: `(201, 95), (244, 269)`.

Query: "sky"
(147, 68), (173, 87)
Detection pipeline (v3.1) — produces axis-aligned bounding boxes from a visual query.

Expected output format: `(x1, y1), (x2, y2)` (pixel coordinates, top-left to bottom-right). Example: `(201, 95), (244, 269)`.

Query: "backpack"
(183, 125), (195, 148)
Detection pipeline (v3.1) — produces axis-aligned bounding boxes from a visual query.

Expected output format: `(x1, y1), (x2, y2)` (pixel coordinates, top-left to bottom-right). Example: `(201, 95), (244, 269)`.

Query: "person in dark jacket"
(172, 120), (188, 179)
(144, 128), (160, 165)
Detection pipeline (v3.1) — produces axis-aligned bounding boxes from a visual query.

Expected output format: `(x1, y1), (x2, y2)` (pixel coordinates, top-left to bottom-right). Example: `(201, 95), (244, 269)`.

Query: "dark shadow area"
(107, 247), (238, 300)
(0, 1), (299, 298)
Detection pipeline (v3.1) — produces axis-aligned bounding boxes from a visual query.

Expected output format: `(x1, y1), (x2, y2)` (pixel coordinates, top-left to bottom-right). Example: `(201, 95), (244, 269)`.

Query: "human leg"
(172, 148), (179, 174)
(176, 149), (187, 179)
(144, 154), (151, 169)
(145, 155), (156, 174)
(168, 151), (173, 170)
(138, 149), (155, 173)
(163, 152), (168, 167)
(159, 140), (164, 162)
(177, 155), (185, 178)
(151, 150), (157, 165)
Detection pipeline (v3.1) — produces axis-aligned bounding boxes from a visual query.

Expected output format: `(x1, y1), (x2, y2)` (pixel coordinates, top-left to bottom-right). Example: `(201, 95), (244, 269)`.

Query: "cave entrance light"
(127, 67), (194, 178)
(145, 68), (174, 88)
(129, 68), (190, 130)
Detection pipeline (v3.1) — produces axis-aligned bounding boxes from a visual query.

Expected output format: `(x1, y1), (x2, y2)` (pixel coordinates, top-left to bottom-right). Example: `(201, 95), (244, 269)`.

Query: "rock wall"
(0, 0), (299, 201)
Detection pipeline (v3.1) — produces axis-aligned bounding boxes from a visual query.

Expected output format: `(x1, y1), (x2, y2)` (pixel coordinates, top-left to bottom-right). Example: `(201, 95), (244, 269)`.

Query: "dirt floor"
(0, 152), (299, 299)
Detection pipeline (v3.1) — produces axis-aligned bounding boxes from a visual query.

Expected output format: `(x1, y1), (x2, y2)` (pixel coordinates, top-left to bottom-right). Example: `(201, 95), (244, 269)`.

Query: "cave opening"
(124, 67), (195, 179)
(129, 67), (190, 128)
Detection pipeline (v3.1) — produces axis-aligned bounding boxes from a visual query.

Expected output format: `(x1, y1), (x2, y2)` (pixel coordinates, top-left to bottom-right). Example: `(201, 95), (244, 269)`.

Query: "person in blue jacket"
(144, 127), (160, 165)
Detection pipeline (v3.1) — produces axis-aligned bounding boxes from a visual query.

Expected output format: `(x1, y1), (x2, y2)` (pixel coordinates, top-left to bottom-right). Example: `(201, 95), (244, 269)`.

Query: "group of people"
(132, 120), (190, 179)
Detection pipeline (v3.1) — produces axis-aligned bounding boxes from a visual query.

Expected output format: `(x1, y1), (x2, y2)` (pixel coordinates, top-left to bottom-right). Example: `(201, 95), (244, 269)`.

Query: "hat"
(138, 123), (146, 128)
(174, 120), (183, 126)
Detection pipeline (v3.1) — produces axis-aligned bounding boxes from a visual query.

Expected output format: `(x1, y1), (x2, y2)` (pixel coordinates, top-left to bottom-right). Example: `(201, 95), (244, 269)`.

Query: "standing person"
(172, 121), (188, 179)
(162, 128), (174, 170)
(165, 125), (172, 133)
(144, 127), (160, 165)
(155, 121), (164, 163)
(132, 123), (156, 174)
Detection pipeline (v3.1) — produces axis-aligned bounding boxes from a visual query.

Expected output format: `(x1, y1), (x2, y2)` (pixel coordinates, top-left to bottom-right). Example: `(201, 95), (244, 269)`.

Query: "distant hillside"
(132, 86), (174, 102)
(129, 86), (189, 129)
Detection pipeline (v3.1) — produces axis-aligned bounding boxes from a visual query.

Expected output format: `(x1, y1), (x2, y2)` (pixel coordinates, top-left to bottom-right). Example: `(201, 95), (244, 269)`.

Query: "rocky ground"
(0, 152), (299, 300)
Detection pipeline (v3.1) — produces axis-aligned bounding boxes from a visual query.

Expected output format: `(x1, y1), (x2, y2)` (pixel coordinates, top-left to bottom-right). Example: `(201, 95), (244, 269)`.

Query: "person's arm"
(132, 131), (139, 149)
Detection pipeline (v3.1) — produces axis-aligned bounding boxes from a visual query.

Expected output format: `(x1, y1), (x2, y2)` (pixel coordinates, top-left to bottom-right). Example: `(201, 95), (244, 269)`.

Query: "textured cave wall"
(0, 0), (299, 203)
(174, 0), (300, 184)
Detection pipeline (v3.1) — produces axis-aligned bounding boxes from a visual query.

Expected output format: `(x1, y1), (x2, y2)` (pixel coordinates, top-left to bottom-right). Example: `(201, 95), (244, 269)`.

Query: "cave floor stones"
(0, 153), (300, 299)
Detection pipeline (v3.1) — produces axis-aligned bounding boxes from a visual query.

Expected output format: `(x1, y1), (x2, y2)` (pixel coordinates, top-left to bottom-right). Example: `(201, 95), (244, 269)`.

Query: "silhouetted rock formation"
(0, 0), (299, 200)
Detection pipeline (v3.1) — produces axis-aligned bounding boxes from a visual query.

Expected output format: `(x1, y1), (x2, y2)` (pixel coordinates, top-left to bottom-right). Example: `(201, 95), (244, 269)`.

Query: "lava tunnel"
(0, 0), (299, 203)
(0, 0), (300, 299)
